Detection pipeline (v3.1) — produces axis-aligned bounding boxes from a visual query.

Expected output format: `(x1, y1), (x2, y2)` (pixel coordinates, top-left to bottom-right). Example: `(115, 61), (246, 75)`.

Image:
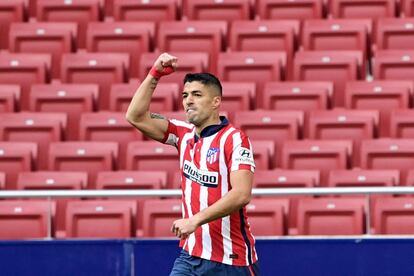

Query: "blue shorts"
(169, 250), (260, 276)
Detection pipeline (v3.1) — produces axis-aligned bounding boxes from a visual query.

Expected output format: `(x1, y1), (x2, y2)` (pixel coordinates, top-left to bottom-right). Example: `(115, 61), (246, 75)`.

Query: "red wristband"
(149, 66), (174, 79)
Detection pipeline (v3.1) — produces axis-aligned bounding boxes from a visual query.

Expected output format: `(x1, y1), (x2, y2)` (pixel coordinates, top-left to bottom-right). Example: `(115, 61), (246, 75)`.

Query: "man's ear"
(212, 96), (221, 109)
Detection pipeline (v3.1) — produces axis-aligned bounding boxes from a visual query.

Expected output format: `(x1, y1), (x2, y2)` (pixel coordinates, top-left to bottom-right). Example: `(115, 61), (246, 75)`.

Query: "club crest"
(206, 147), (220, 164)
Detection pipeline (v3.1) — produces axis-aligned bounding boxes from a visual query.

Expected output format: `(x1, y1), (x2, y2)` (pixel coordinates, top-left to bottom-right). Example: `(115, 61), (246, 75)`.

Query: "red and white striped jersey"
(162, 116), (258, 266)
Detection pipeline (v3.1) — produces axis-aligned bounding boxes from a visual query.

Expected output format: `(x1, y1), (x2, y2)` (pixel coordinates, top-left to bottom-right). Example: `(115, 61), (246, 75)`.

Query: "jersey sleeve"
(225, 130), (256, 172)
(161, 119), (193, 147)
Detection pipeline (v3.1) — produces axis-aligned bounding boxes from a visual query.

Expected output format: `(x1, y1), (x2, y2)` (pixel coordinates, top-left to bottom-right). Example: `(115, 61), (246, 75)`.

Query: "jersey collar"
(194, 116), (229, 142)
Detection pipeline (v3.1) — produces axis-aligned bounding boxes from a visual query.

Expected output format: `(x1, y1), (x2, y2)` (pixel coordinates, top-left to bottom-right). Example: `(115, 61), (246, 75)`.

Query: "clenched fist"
(149, 53), (178, 79)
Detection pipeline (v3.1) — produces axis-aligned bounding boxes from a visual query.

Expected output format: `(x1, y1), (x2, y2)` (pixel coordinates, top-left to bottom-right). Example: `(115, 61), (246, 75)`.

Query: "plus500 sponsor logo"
(183, 160), (219, 187)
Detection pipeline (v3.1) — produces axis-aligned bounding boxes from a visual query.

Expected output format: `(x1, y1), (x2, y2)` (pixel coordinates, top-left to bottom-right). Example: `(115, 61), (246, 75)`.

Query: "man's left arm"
(171, 169), (253, 239)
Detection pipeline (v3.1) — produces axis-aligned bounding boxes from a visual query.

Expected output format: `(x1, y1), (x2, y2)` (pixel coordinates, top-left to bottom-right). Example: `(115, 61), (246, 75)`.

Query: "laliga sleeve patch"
(234, 147), (255, 167)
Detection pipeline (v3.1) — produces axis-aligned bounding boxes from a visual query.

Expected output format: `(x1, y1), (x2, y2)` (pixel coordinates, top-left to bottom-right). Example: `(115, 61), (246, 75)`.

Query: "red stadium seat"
(36, 0), (102, 48)
(254, 169), (319, 188)
(48, 142), (118, 189)
(185, 0), (251, 22)
(401, 0), (414, 17)
(302, 19), (371, 60)
(96, 170), (167, 235)
(109, 81), (179, 113)
(0, 142), (37, 190)
(139, 52), (209, 89)
(360, 139), (414, 183)
(373, 50), (414, 81)
(157, 21), (226, 73)
(293, 50), (364, 107)
(0, 200), (53, 239)
(29, 83), (98, 140)
(234, 110), (303, 159)
(113, 0), (179, 22)
(345, 80), (413, 137)
(328, 169), (399, 187)
(250, 140), (275, 170)
(373, 197), (414, 234)
(86, 22), (155, 78)
(245, 198), (287, 236)
(307, 109), (379, 165)
(0, 0), (26, 50)
(217, 51), (286, 106)
(220, 82), (255, 115)
(281, 140), (353, 184)
(17, 171), (87, 237)
(328, 0), (397, 19)
(229, 20), (298, 76)
(390, 109), (414, 138)
(64, 200), (136, 238)
(79, 112), (143, 168)
(256, 0), (323, 20)
(0, 52), (51, 110)
(0, 85), (20, 112)
(61, 52), (129, 110)
(142, 198), (182, 237)
(9, 22), (77, 79)
(0, 112), (67, 169)
(262, 81), (332, 112)
(126, 141), (179, 186)
(376, 18), (414, 51)
(297, 197), (366, 235)
(403, 169), (414, 186)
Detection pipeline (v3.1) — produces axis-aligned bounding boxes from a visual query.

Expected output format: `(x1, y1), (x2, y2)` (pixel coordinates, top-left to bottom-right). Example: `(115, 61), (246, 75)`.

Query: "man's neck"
(195, 114), (222, 136)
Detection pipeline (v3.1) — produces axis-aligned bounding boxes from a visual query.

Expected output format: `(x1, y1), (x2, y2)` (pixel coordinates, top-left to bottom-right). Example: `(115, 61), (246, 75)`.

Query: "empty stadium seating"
(254, 169), (320, 188)
(0, 200), (53, 239)
(262, 81), (333, 112)
(0, 142), (37, 190)
(245, 198), (288, 236)
(296, 197), (366, 235)
(256, 0), (323, 20)
(344, 80), (413, 137)
(328, 169), (399, 187)
(0, 52), (51, 110)
(220, 82), (255, 113)
(0, 112), (67, 169)
(142, 198), (182, 237)
(64, 200), (136, 238)
(9, 22), (77, 78)
(109, 81), (179, 113)
(48, 142), (118, 189)
(86, 22), (155, 78)
(79, 112), (142, 167)
(0, 85), (20, 112)
(328, 0), (396, 19)
(61, 52), (129, 110)
(36, 0), (102, 48)
(184, 0), (252, 22)
(373, 197), (414, 234)
(113, 0), (180, 22)
(373, 50), (414, 81)
(389, 109), (414, 138)
(0, 0), (26, 50)
(376, 18), (414, 51)
(250, 140), (276, 170)
(29, 83), (99, 140)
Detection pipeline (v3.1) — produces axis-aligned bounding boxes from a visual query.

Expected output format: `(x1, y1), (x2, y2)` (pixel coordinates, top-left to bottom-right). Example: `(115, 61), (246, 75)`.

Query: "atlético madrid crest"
(206, 148), (220, 164)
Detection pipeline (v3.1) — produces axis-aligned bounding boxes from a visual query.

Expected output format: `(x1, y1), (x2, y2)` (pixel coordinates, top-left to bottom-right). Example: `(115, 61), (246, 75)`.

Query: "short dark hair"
(183, 73), (222, 96)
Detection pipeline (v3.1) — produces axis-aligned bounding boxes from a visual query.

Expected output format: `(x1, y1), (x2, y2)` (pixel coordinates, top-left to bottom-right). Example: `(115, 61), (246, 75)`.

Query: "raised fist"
(149, 53), (178, 79)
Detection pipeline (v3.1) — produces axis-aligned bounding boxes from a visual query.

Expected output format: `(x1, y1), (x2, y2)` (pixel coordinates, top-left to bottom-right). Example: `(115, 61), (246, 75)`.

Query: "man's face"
(182, 81), (220, 126)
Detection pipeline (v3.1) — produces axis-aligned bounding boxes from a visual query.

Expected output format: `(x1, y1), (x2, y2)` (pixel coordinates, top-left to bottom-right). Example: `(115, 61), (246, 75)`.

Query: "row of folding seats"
(3, 49), (414, 108)
(3, 18), (414, 72)
(4, 168), (412, 190)
(3, 138), (414, 187)
(2, 196), (414, 239)
(3, 0), (414, 23)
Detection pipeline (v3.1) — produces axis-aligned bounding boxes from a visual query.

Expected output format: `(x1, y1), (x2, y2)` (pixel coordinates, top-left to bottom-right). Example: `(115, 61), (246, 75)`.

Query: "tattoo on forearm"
(149, 78), (158, 90)
(150, 113), (166, 120)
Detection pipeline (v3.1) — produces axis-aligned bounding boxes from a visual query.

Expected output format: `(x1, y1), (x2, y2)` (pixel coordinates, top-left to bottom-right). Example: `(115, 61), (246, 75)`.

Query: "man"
(126, 53), (259, 275)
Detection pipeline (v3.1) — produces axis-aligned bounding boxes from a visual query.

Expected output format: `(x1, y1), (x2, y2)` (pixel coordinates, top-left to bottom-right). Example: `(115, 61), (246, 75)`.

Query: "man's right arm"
(125, 53), (177, 142)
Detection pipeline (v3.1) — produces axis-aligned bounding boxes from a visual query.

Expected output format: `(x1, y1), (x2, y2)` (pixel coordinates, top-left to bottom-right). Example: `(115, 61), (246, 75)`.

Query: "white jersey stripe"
(180, 131), (195, 251)
(219, 127), (235, 265)
(199, 135), (216, 260)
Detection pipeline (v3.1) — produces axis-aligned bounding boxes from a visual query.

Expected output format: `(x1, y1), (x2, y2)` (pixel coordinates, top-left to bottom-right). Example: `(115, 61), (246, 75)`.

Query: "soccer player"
(126, 53), (259, 275)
